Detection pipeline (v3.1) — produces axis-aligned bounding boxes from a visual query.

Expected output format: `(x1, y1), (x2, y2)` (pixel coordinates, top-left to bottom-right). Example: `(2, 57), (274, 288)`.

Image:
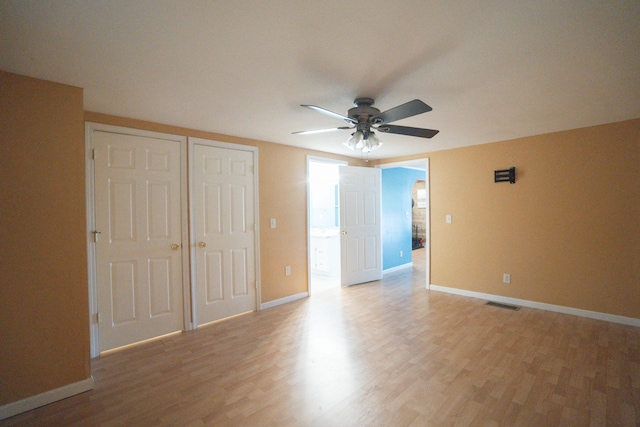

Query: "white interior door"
(339, 165), (382, 286)
(94, 131), (184, 352)
(192, 143), (256, 325)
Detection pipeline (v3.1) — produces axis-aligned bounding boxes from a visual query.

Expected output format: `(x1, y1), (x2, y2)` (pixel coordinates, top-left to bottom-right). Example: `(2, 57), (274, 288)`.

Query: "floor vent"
(486, 301), (520, 311)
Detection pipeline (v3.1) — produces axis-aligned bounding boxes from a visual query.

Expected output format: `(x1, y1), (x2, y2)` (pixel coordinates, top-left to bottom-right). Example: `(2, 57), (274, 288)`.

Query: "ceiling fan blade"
(377, 124), (439, 139)
(292, 126), (353, 135)
(372, 99), (432, 124)
(302, 105), (356, 124)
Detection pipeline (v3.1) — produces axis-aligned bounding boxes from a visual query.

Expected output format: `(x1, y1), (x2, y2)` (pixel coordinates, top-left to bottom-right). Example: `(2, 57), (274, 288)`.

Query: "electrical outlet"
(503, 273), (511, 284)
(400, 250), (403, 257)
(285, 266), (291, 276)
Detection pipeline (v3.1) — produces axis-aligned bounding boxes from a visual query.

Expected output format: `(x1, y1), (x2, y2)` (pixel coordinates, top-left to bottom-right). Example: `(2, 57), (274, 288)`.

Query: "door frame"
(188, 137), (261, 327)
(306, 156), (348, 295)
(85, 123), (192, 358)
(376, 158), (430, 288)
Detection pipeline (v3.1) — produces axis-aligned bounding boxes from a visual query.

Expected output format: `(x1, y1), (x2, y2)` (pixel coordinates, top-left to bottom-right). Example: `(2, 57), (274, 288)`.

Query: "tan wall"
(0, 71), (90, 405)
(83, 112), (365, 303)
(378, 119), (640, 319)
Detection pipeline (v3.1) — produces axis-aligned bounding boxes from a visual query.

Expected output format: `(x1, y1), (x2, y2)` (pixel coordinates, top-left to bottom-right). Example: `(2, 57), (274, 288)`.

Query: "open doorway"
(307, 157), (347, 294)
(378, 159), (430, 286)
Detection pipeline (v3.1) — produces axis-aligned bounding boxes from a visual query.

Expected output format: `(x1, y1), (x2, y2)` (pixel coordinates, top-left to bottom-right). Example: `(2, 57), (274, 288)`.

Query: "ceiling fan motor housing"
(349, 98), (382, 137)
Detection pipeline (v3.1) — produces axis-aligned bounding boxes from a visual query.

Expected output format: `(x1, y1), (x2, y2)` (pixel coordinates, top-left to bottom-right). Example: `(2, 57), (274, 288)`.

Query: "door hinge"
(94, 313), (100, 324)
(92, 149), (96, 160)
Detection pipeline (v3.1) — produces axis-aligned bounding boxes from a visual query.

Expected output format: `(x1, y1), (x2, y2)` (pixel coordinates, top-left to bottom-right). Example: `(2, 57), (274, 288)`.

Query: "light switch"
(446, 215), (452, 224)
(270, 218), (276, 229)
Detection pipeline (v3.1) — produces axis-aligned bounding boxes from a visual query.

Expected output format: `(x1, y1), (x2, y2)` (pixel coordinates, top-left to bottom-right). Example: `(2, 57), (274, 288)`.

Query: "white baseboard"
(0, 376), (94, 420)
(260, 291), (308, 310)
(383, 262), (413, 274)
(429, 284), (640, 328)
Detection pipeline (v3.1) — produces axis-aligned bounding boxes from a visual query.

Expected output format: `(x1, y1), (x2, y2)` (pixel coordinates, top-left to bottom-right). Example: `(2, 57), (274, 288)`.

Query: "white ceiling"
(1, 1), (639, 160)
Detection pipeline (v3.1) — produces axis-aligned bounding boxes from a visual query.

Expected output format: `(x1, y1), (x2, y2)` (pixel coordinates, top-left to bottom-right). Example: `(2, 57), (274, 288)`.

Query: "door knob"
(198, 241), (207, 248)
(340, 230), (347, 235)
(171, 244), (180, 250)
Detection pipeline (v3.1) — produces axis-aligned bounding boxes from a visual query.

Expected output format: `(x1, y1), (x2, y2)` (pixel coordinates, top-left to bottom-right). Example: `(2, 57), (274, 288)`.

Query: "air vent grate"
(486, 301), (520, 311)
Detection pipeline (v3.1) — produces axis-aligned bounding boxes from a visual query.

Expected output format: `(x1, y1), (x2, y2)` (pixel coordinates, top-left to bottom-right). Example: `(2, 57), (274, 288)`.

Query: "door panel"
(111, 261), (136, 325)
(344, 191), (359, 226)
(110, 180), (136, 241)
(232, 248), (249, 296)
(363, 191), (377, 225)
(364, 236), (378, 269)
(339, 166), (382, 286)
(205, 251), (224, 303)
(147, 181), (171, 238)
(95, 131), (184, 352)
(203, 183), (222, 234)
(193, 144), (256, 325)
(230, 184), (247, 232)
(345, 238), (359, 273)
(149, 257), (172, 315)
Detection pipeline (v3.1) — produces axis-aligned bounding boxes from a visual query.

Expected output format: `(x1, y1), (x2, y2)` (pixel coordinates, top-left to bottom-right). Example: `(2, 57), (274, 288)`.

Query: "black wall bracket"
(494, 167), (516, 184)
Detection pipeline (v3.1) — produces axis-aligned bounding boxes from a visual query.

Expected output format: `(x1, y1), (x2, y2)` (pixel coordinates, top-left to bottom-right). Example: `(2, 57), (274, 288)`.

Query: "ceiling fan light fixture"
(344, 130), (364, 151)
(361, 131), (383, 153)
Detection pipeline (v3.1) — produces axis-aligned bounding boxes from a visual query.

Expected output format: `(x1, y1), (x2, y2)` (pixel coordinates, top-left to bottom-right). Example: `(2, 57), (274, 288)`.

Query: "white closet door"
(94, 131), (184, 351)
(192, 143), (256, 325)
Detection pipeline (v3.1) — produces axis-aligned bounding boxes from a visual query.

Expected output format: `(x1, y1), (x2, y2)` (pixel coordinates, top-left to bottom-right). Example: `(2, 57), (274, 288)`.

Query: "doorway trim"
(376, 158), (430, 288)
(85, 122), (191, 358)
(306, 155), (347, 295)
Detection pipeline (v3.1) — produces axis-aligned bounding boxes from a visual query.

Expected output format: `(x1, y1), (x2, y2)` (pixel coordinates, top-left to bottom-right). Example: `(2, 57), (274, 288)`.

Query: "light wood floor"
(4, 249), (640, 426)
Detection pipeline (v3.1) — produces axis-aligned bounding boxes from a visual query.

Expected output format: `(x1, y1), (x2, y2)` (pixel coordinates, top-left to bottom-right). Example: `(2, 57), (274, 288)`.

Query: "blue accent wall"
(382, 167), (426, 270)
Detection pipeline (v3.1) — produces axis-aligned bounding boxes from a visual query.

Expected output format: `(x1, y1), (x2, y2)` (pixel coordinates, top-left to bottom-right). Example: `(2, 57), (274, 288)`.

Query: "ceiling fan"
(293, 97), (439, 152)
